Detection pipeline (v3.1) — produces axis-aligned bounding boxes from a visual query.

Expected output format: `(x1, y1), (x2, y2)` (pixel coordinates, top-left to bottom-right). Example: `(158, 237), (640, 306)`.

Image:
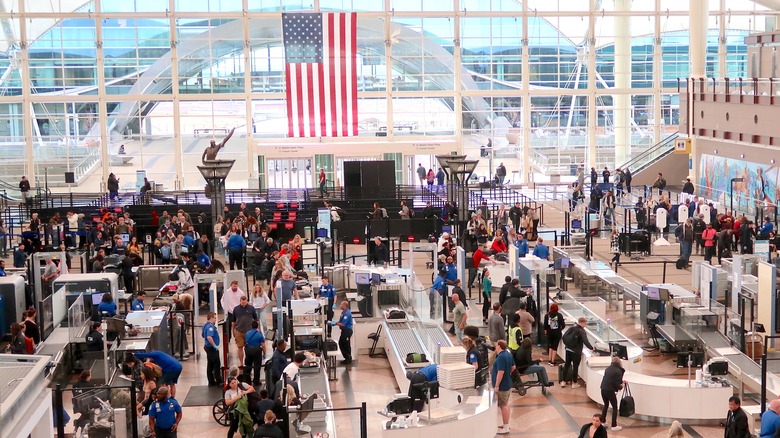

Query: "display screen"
(355, 273), (370, 285)
(371, 273), (381, 285)
(646, 286), (660, 300)
(91, 292), (105, 306)
(555, 257), (570, 269)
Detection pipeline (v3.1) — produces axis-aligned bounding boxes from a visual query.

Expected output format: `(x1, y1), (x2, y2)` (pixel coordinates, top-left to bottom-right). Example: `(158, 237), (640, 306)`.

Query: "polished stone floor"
(60, 199), (756, 438)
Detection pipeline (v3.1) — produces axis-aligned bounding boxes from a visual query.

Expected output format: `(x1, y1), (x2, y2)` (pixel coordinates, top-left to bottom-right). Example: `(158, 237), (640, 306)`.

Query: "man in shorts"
(135, 350), (183, 399)
(232, 295), (258, 366)
(492, 339), (516, 434)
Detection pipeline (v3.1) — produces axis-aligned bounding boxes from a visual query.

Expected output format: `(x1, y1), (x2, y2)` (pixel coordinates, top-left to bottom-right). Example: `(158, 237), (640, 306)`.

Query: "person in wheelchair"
(514, 338), (554, 387)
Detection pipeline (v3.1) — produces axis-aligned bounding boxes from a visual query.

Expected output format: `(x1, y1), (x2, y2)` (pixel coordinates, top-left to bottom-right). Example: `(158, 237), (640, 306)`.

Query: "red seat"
(268, 223), (278, 230)
(272, 212), (282, 221)
(289, 202), (299, 210)
(288, 212), (297, 221)
(284, 222), (295, 230)
(276, 203), (286, 209)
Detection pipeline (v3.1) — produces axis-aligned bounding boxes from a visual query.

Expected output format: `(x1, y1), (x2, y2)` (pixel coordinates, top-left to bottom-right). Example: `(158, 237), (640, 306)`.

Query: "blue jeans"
(680, 240), (692, 262)
(524, 364), (550, 385)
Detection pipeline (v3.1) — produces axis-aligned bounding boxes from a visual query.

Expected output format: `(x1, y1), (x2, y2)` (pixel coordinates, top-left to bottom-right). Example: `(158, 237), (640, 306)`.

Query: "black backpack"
(562, 327), (579, 349)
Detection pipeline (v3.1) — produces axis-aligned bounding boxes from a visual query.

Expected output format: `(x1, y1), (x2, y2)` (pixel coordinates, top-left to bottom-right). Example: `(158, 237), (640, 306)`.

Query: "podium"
(198, 160), (235, 224)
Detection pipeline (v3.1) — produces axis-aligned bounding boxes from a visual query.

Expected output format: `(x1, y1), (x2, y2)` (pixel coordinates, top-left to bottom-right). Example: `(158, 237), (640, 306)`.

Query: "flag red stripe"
(328, 13), (338, 137)
(285, 64), (294, 138)
(306, 63), (316, 137)
(317, 59), (326, 136)
(339, 13), (348, 136)
(350, 13), (358, 135)
(295, 65), (305, 137)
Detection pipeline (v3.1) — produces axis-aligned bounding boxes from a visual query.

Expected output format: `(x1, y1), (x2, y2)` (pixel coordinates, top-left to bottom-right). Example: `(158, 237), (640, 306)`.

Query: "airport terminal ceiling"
(0, 0), (773, 190)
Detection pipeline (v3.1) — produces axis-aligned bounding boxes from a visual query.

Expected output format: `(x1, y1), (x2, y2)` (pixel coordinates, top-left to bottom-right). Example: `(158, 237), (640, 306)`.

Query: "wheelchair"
(511, 368), (549, 396)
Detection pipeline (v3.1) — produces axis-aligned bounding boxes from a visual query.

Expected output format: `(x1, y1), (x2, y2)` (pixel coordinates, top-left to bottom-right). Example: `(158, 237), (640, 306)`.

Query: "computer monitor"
(91, 292), (105, 306)
(294, 393), (318, 434)
(316, 228), (329, 238)
(554, 257), (570, 270)
(609, 342), (629, 360)
(572, 219), (582, 229)
(371, 273), (381, 285)
(646, 286), (660, 300)
(658, 288), (670, 302)
(355, 273), (370, 285)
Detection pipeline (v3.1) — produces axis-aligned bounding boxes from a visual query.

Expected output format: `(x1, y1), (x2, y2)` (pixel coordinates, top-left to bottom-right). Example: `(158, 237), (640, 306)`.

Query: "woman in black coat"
(600, 356), (626, 430)
(578, 413), (608, 438)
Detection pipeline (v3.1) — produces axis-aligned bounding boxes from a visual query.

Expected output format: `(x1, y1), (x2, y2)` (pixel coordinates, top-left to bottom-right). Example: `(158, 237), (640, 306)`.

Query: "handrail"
(618, 131), (679, 171)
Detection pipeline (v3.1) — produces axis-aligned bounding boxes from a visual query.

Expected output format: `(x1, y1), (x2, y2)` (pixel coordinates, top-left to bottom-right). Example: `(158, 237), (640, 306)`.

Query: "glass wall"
(0, 0), (769, 188)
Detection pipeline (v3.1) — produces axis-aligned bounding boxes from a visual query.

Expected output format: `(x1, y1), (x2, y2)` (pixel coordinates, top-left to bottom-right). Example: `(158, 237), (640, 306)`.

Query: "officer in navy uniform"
(318, 275), (337, 337)
(331, 300), (353, 365)
(201, 312), (221, 386)
(131, 291), (146, 312)
(242, 320), (266, 385)
(148, 386), (182, 438)
(85, 322), (104, 351)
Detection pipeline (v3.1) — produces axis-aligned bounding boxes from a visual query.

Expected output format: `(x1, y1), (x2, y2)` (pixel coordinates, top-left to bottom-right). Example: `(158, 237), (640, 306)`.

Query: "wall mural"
(699, 154), (776, 215)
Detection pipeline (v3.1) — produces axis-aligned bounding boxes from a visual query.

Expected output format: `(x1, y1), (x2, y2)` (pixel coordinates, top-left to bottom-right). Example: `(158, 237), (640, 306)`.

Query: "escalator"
(616, 132), (688, 187)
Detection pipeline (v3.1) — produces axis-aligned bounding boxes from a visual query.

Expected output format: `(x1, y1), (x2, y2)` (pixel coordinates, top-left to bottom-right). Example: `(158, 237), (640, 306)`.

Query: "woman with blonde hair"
(251, 282), (271, 333)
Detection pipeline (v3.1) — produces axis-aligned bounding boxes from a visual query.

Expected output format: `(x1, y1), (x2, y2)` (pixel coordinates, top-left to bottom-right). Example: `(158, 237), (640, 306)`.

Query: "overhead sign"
(674, 137), (691, 154)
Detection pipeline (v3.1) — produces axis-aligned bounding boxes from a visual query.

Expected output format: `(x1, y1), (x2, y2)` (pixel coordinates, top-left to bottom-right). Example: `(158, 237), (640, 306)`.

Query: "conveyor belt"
(697, 330), (731, 349)
(386, 322), (426, 360)
(421, 322), (453, 349)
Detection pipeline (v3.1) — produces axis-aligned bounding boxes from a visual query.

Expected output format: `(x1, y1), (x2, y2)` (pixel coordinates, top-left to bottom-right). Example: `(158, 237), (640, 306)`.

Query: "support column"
(95, 1), (110, 188)
(653, 0), (662, 145)
(18, 0), (34, 185)
(587, 0), (597, 169)
(243, 0), (256, 189)
(613, 0), (631, 168)
(689, 0), (709, 182)
(521, 1), (531, 184)
(170, 0), (183, 190)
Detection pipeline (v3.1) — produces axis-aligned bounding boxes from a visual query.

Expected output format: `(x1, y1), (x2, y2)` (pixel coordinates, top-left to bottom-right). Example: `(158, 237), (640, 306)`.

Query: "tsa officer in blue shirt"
(202, 312), (221, 386)
(444, 256), (458, 285)
(131, 291), (146, 312)
(242, 320), (266, 385)
(148, 386), (182, 438)
(514, 234), (529, 258)
(430, 270), (446, 319)
(532, 237), (551, 261)
(97, 294), (117, 319)
(331, 301), (353, 365)
(318, 275), (337, 336)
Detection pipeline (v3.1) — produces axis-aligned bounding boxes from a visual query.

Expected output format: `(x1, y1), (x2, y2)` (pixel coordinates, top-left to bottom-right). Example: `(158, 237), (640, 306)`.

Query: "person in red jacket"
(490, 229), (508, 254)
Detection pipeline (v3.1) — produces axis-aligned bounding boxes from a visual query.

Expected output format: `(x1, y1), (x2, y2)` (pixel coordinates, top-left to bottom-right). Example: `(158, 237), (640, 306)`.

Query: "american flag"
(282, 12), (358, 138)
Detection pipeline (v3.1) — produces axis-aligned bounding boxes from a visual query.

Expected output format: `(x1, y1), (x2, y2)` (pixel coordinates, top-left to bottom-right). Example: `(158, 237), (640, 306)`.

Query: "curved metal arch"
(103, 16), (491, 136)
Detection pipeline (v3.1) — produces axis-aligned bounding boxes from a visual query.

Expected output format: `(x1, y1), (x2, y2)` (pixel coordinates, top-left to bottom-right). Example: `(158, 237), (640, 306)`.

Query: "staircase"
(616, 131), (679, 176)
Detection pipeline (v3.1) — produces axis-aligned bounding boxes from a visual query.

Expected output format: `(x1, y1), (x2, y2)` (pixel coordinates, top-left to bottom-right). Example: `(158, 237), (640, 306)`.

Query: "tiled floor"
(60, 199), (753, 437)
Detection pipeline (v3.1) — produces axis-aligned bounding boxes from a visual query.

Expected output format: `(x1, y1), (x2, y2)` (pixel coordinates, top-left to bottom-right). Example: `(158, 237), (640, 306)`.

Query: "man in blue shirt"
(444, 256), (458, 284)
(492, 340), (516, 434)
(148, 387), (182, 438)
(318, 275), (337, 336)
(514, 235), (529, 258)
(131, 291), (146, 312)
(196, 249), (211, 270)
(243, 320), (266, 385)
(226, 232), (246, 270)
(332, 300), (353, 365)
(135, 350), (183, 399)
(408, 363), (438, 412)
(760, 399), (780, 438)
(760, 217), (775, 239)
(430, 270), (446, 319)
(202, 311), (221, 386)
(532, 237), (550, 261)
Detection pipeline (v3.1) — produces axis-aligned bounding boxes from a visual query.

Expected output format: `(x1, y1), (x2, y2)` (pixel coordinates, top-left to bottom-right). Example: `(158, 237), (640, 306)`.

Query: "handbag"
(619, 382), (635, 417)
